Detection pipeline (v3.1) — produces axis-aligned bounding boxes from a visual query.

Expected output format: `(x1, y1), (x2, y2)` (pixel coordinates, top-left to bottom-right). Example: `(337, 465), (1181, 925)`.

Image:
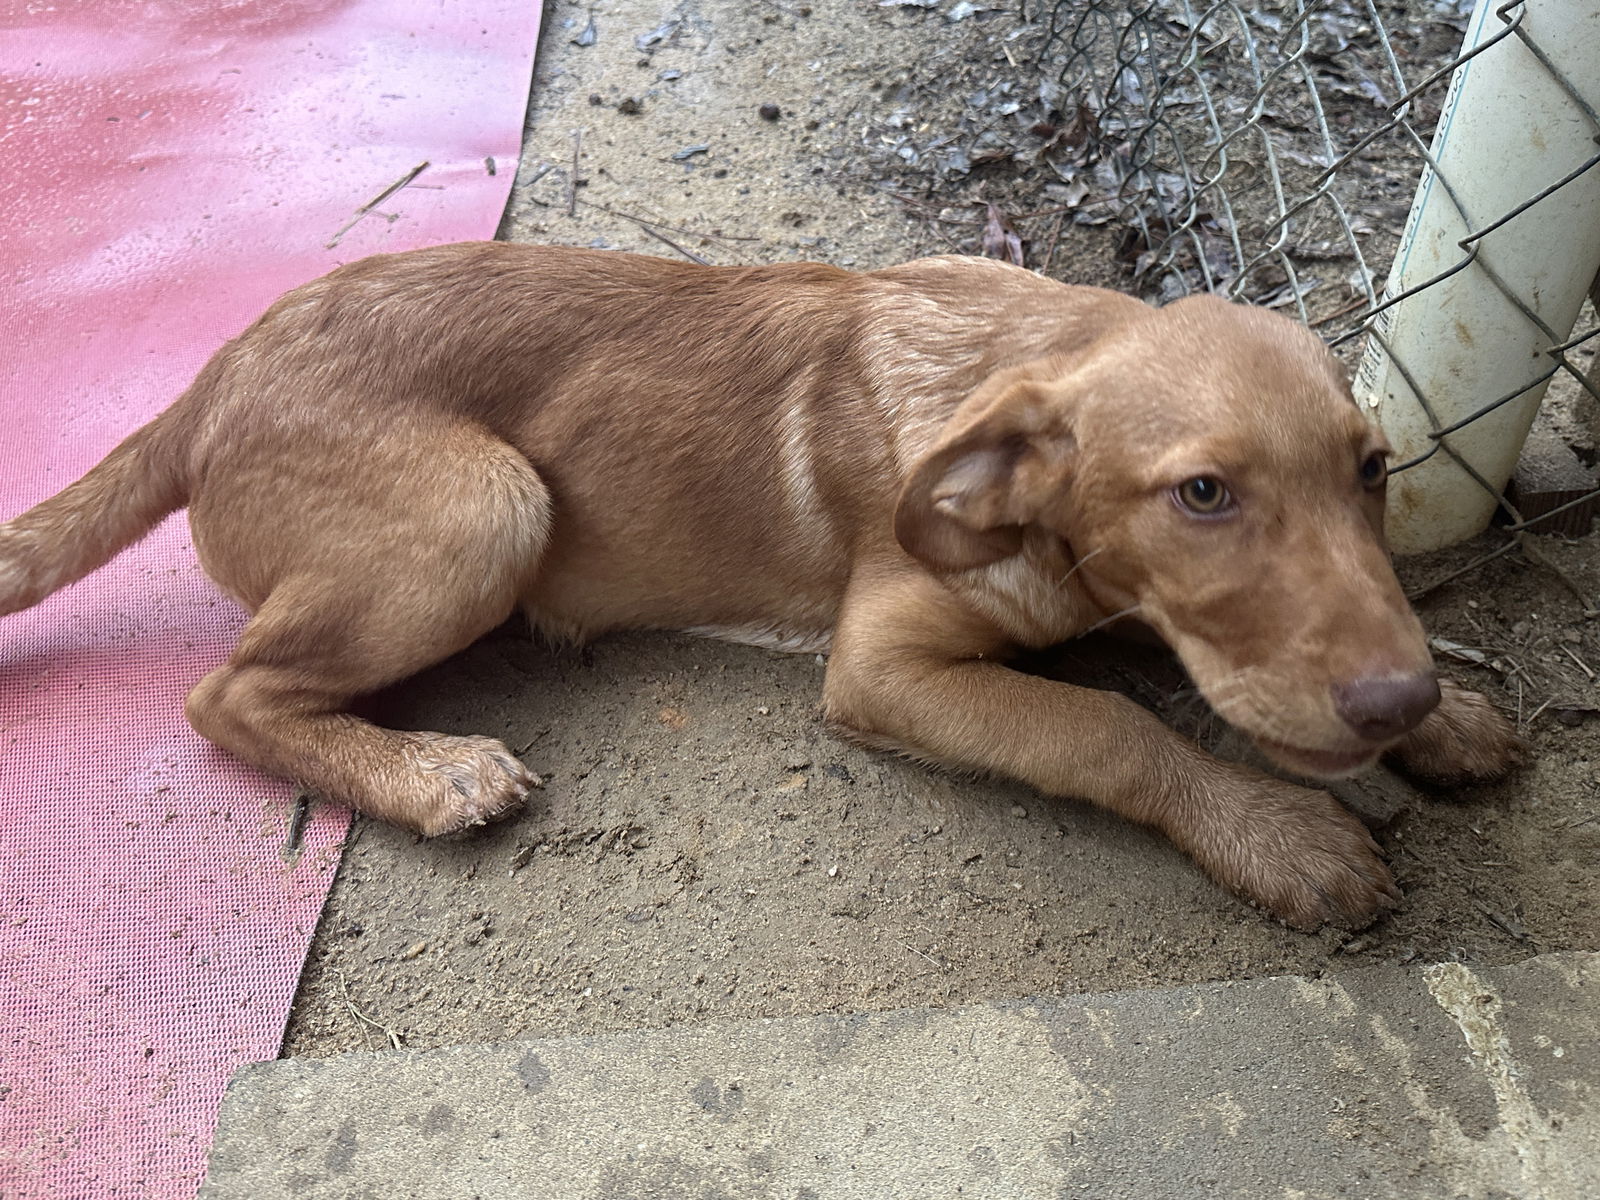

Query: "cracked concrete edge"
(202, 952), (1598, 1200)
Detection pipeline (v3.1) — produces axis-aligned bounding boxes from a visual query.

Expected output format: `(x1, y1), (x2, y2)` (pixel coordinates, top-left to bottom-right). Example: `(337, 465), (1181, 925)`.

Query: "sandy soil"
(282, 0), (1598, 1057)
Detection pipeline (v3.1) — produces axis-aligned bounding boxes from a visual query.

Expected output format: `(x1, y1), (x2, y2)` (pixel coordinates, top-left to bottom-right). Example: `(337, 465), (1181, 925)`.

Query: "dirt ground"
(282, 0), (1599, 1058)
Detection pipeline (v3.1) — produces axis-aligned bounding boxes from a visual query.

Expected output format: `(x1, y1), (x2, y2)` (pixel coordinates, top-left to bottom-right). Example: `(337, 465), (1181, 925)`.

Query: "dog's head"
(895, 294), (1437, 779)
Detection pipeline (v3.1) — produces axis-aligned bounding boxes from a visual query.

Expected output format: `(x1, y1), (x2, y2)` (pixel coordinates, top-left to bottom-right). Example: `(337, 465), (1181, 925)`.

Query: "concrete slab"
(204, 952), (1598, 1199)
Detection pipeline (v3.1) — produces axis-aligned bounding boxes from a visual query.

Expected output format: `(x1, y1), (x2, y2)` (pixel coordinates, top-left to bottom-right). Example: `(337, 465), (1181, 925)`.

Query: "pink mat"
(0, 3), (539, 1194)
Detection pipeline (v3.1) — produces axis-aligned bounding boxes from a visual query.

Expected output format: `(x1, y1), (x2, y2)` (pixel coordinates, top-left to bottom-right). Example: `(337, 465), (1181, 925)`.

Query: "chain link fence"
(1028, 0), (1600, 555)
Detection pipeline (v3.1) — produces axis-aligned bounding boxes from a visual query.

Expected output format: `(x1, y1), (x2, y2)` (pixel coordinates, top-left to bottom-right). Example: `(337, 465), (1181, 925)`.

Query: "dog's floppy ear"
(895, 377), (1076, 572)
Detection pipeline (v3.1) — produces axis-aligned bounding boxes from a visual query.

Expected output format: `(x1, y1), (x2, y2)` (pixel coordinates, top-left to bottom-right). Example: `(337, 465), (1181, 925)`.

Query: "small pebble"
(1010, 804), (1028, 818)
(401, 941), (428, 960)
(617, 97), (642, 115)
(758, 102), (781, 121)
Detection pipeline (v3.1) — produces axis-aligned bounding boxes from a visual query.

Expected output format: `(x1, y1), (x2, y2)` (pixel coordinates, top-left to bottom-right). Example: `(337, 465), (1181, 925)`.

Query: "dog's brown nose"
(1333, 672), (1441, 742)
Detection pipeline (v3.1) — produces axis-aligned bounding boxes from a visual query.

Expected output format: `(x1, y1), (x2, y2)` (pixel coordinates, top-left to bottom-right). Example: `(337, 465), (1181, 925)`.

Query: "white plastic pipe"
(1352, 0), (1600, 553)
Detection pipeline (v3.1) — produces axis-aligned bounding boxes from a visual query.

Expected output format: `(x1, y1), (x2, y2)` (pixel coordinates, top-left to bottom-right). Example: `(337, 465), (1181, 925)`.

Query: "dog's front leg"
(1386, 678), (1525, 786)
(822, 568), (1401, 930)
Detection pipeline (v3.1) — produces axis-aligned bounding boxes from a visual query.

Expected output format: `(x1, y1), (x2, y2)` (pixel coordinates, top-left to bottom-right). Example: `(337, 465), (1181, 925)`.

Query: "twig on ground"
(580, 198), (760, 245)
(898, 940), (944, 968)
(1405, 538), (1521, 602)
(1473, 901), (1529, 942)
(1516, 535), (1600, 618)
(338, 972), (404, 1051)
(1561, 643), (1596, 680)
(922, 213), (964, 253)
(568, 129), (583, 218)
(1041, 210), (1066, 276)
(355, 161), (430, 214)
(1309, 295), (1369, 329)
(632, 222), (712, 265)
(325, 161), (430, 248)
(521, 162), (557, 193)
(281, 792), (312, 862)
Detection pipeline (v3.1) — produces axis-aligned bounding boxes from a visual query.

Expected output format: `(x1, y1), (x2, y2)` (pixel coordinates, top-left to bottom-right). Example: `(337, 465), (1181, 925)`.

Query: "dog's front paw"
(1192, 779), (1401, 931)
(1387, 679), (1526, 786)
(400, 732), (537, 836)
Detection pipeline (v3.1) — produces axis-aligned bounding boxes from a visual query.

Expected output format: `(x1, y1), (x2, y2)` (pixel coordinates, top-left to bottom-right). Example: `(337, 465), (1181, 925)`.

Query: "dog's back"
(175, 244), (1135, 644)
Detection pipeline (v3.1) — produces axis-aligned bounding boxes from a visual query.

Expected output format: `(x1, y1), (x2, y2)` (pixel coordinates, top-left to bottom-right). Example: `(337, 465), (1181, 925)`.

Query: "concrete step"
(203, 952), (1598, 1199)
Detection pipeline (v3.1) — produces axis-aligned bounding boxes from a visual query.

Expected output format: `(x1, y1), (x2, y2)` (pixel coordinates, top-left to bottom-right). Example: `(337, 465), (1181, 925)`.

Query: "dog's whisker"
(1197, 665), (1269, 706)
(1080, 603), (1142, 636)
(1055, 546), (1104, 591)
(1196, 674), (1252, 705)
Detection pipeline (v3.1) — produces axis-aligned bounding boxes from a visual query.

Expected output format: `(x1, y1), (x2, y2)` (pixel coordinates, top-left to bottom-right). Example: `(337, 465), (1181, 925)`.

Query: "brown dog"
(0, 244), (1521, 929)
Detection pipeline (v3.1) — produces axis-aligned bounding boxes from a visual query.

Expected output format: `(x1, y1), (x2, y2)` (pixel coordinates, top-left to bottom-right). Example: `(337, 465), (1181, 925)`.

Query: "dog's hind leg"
(184, 428), (553, 835)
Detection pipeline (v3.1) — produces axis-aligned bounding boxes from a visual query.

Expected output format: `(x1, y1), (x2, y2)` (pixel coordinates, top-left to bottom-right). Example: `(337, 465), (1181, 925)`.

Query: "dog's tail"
(0, 398), (194, 617)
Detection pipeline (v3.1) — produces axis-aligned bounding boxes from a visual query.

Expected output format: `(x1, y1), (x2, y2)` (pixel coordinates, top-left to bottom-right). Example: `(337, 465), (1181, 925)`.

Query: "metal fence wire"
(1028, 0), (1600, 546)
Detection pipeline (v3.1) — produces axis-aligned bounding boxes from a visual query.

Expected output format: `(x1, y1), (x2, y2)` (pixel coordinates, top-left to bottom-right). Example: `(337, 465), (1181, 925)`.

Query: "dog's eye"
(1360, 452), (1388, 489)
(1175, 476), (1231, 515)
